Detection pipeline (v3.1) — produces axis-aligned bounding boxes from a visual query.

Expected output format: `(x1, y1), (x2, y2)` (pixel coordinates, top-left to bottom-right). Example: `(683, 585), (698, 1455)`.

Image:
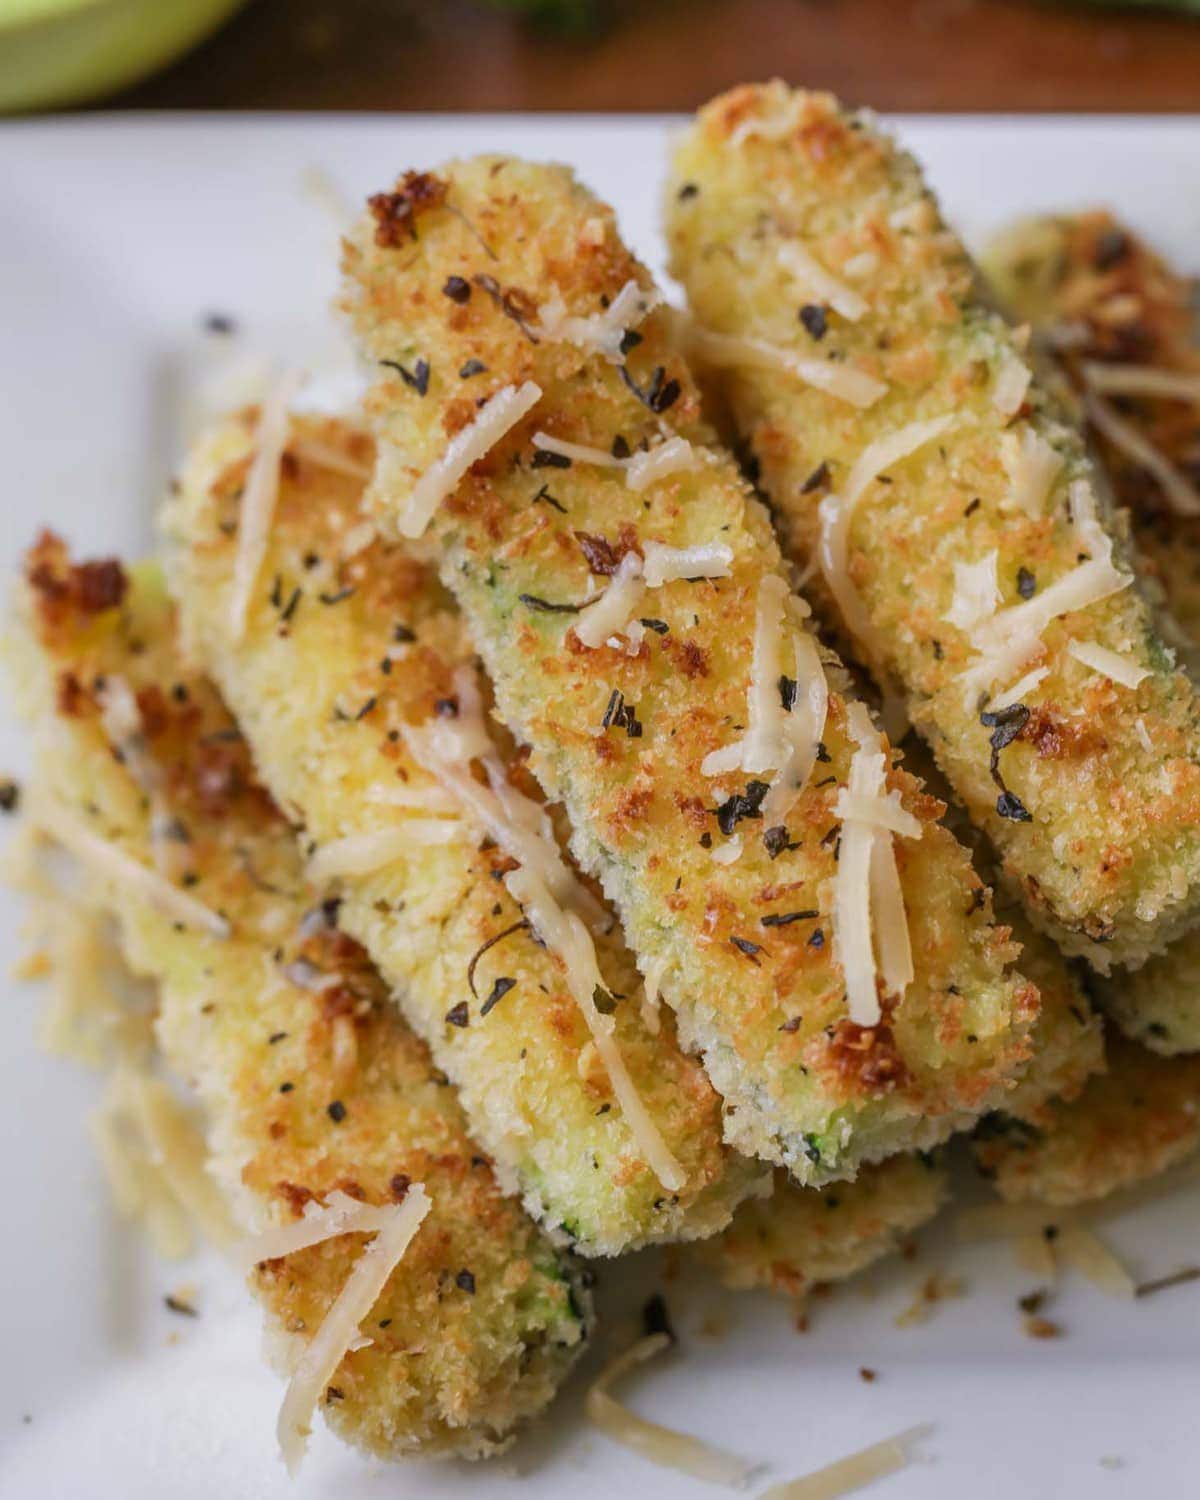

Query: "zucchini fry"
(340, 156), (1038, 1185)
(163, 411), (762, 1252)
(972, 1036), (1200, 1206)
(987, 211), (1200, 1053)
(666, 83), (1200, 971)
(10, 536), (591, 1463)
(698, 1154), (948, 1299)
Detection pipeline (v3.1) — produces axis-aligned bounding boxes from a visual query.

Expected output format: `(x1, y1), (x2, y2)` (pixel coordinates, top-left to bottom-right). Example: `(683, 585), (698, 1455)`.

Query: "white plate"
(1, 112), (1199, 1500)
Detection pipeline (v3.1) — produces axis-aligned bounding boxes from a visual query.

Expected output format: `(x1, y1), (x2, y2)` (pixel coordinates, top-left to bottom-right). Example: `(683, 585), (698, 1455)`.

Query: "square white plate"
(1, 112), (1199, 1500)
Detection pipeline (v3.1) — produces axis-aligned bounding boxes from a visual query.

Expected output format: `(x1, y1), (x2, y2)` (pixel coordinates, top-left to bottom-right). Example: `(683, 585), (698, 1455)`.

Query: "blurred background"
(3, 0), (1200, 115)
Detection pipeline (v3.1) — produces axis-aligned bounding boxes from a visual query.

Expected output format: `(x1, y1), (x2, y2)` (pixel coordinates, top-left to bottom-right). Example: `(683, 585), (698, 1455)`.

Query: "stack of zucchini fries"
(11, 82), (1200, 1475)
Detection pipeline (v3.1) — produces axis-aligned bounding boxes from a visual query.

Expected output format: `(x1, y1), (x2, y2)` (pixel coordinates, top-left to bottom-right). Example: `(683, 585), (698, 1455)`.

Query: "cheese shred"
(402, 673), (686, 1193)
(277, 1183), (431, 1474)
(229, 370), (304, 640)
(758, 1424), (931, 1500)
(832, 704), (920, 1027)
(32, 796), (231, 939)
(399, 381), (542, 539)
(819, 414), (956, 666)
(684, 324), (887, 409)
(586, 1332), (757, 1487)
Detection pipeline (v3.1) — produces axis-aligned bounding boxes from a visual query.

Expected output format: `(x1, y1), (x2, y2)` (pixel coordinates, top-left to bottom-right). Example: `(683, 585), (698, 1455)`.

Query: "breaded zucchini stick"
(10, 536), (591, 1463)
(341, 157), (1038, 1185)
(972, 1036), (1200, 1206)
(987, 212), (1200, 1053)
(697, 1154), (948, 1299)
(666, 83), (1200, 971)
(895, 734), (1104, 1119)
(163, 411), (762, 1251)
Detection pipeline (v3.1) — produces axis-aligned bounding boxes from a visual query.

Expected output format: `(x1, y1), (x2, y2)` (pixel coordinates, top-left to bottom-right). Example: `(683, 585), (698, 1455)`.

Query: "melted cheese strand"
(277, 1184), (431, 1474)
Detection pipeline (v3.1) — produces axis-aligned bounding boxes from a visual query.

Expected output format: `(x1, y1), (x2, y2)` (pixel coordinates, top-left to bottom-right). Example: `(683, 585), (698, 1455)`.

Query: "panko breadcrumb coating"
(698, 1153), (948, 1299)
(340, 154), (1039, 1187)
(163, 410), (763, 1253)
(9, 537), (591, 1462)
(986, 210), (1200, 1054)
(972, 1036), (1200, 1206)
(666, 82), (1200, 972)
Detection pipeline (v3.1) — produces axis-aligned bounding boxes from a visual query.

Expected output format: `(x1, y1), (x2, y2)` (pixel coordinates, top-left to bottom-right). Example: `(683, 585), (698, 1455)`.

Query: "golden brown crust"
(12, 546), (590, 1461)
(340, 154), (1038, 1183)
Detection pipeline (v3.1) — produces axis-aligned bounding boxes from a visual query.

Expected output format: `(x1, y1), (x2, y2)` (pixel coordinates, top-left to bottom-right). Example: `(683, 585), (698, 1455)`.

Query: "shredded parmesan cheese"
(535, 278), (662, 361)
(701, 574), (791, 777)
(93, 1067), (236, 1259)
(1081, 361), (1200, 405)
(229, 370), (304, 640)
(778, 242), (867, 322)
(759, 1425), (931, 1500)
(1084, 392), (1200, 517)
(1001, 427), (1063, 517)
(404, 674), (685, 1192)
(33, 796), (230, 938)
(641, 540), (733, 587)
(399, 381), (542, 539)
(531, 432), (626, 470)
(287, 436), (373, 481)
(684, 324), (887, 409)
(640, 955), (668, 1035)
(624, 437), (702, 492)
(819, 414), (957, 664)
(1056, 1225), (1136, 1300)
(992, 349), (1032, 416)
(277, 1183), (431, 1474)
(575, 540), (733, 652)
(986, 666), (1049, 713)
(576, 552), (646, 649)
(531, 431), (702, 492)
(832, 704), (920, 1026)
(944, 551), (1001, 633)
(308, 820), (462, 883)
(239, 1189), (399, 1269)
(699, 578), (829, 827)
(961, 479), (1131, 702)
(586, 1332), (756, 1487)
(1067, 639), (1150, 691)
